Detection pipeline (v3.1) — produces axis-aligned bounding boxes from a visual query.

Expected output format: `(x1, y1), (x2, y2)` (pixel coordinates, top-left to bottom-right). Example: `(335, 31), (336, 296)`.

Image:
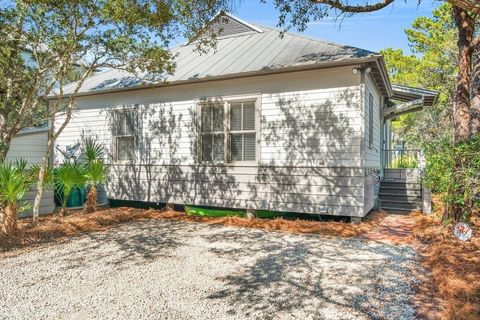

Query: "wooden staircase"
(379, 169), (423, 213)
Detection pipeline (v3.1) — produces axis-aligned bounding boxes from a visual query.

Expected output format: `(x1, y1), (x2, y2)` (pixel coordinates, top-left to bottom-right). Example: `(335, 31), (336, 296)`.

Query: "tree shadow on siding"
(249, 89), (364, 215)
(105, 99), (241, 208)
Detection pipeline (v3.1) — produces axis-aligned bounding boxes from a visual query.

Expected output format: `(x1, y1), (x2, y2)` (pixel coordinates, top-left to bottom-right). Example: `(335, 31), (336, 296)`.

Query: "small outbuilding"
(6, 126), (55, 217)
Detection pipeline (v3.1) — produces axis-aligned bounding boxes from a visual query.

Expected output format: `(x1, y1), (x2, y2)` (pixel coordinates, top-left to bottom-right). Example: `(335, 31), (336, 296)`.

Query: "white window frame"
(112, 107), (138, 163)
(196, 95), (261, 165)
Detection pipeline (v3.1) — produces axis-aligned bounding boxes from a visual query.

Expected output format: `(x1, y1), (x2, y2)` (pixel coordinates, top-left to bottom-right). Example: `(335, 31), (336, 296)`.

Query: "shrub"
(54, 163), (87, 215)
(391, 155), (419, 169)
(424, 136), (480, 222)
(0, 160), (33, 237)
(81, 138), (107, 213)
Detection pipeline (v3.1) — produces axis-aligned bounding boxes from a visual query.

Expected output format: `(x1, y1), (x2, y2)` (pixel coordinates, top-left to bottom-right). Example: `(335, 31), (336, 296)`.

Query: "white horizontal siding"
(363, 74), (382, 215)
(19, 188), (55, 217)
(364, 74), (382, 168)
(55, 67), (368, 216)
(6, 132), (56, 216)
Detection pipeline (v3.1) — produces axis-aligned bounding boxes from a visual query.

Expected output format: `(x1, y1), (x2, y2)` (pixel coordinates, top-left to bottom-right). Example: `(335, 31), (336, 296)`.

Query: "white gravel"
(0, 219), (419, 319)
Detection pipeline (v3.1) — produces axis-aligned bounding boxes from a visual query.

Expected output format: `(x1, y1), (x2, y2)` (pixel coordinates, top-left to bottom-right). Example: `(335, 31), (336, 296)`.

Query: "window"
(368, 93), (374, 149)
(113, 109), (137, 162)
(201, 104), (225, 162)
(230, 101), (256, 161)
(199, 98), (258, 163)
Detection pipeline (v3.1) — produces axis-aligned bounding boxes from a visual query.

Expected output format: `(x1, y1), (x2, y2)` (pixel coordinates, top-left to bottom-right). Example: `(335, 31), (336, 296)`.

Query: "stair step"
(380, 183), (422, 190)
(380, 201), (422, 210)
(380, 198), (423, 206)
(379, 195), (422, 203)
(380, 207), (418, 214)
(379, 190), (422, 197)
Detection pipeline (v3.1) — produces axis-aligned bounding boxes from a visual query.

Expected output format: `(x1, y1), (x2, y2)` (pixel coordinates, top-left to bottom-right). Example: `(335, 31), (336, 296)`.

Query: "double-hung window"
(113, 109), (137, 162)
(199, 98), (258, 163)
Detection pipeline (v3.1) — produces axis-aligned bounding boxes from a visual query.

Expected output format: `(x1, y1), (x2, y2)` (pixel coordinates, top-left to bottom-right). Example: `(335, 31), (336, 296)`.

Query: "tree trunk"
(32, 125), (55, 225)
(470, 39), (480, 136)
(452, 6), (474, 143)
(2, 203), (18, 238)
(0, 133), (14, 162)
(0, 205), (5, 233)
(84, 185), (97, 214)
(445, 7), (475, 223)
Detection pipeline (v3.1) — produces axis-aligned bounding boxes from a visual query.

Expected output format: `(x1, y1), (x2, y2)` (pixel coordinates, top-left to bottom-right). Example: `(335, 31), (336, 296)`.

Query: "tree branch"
(447, 0), (480, 13)
(309, 0), (394, 13)
(473, 36), (480, 49)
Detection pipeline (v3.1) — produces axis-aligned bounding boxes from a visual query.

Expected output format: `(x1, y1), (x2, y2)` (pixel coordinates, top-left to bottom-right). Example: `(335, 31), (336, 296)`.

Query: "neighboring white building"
(6, 126), (55, 217)
(50, 13), (437, 218)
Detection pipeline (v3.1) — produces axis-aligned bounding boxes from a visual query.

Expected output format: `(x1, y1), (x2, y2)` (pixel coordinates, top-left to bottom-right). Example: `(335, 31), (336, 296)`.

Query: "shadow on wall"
(251, 89), (363, 214)
(95, 88), (362, 215)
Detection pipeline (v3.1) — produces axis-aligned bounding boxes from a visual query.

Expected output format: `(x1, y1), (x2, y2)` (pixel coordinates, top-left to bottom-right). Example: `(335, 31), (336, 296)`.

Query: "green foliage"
(390, 156), (418, 169)
(381, 3), (457, 147)
(81, 137), (105, 163)
(424, 136), (480, 221)
(84, 161), (107, 188)
(53, 163), (87, 210)
(0, 160), (31, 209)
(0, 0), (232, 160)
(28, 163), (53, 187)
(81, 137), (107, 187)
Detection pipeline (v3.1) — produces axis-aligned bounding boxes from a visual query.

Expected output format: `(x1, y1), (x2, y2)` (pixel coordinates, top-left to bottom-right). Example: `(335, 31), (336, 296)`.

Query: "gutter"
(382, 98), (425, 120)
(47, 56), (387, 100)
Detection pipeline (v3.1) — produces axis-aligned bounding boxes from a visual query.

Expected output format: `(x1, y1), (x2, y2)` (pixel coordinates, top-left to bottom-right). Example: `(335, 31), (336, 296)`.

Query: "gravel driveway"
(0, 219), (419, 319)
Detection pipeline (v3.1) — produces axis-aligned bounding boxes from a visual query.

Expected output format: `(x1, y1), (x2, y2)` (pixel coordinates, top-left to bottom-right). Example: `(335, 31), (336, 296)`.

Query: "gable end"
(209, 13), (262, 37)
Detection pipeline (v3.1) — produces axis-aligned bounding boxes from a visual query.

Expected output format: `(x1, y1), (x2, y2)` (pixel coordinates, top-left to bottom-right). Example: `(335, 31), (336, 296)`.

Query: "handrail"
(382, 149), (423, 169)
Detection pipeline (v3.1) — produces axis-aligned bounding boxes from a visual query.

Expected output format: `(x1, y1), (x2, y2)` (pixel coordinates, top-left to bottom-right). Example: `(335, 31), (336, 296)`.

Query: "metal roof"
(57, 13), (388, 98)
(391, 84), (439, 107)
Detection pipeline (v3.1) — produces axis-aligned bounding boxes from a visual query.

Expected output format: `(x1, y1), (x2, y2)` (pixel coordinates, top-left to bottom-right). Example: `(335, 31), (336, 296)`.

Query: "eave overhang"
(383, 84), (440, 120)
(46, 56), (390, 100)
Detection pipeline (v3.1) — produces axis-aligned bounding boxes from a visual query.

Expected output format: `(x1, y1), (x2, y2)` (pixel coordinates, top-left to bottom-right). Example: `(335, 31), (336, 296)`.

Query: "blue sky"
(230, 0), (441, 54)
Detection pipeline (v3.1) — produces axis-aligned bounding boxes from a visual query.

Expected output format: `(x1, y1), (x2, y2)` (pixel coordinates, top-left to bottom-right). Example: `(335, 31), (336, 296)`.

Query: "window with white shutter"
(199, 98), (258, 163)
(230, 101), (256, 161)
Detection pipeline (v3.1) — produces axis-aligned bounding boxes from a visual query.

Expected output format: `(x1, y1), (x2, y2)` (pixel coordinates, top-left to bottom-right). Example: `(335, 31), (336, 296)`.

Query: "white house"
(51, 13), (437, 218)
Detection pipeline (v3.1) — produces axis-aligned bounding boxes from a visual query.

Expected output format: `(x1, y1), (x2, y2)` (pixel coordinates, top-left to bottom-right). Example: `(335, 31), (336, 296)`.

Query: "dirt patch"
(411, 205), (480, 320)
(360, 214), (415, 245)
(0, 207), (385, 254)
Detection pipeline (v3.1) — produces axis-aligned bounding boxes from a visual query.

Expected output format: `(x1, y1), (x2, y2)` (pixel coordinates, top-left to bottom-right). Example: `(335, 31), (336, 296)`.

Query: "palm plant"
(0, 160), (31, 237)
(83, 161), (107, 213)
(82, 137), (105, 162)
(54, 163), (87, 215)
(81, 138), (108, 213)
